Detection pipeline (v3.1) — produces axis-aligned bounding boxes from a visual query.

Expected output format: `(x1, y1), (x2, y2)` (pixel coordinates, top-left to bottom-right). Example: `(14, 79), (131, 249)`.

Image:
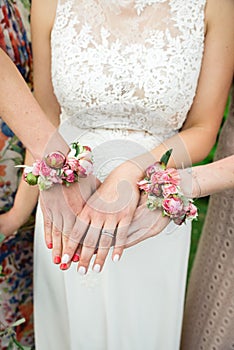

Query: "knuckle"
(83, 235), (97, 249)
(44, 218), (52, 228)
(53, 229), (61, 239)
(99, 236), (111, 248)
(116, 231), (127, 242)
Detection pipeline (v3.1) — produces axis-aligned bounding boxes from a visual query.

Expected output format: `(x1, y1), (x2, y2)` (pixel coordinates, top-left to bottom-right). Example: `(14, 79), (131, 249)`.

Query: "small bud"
(45, 151), (66, 169)
(26, 173), (38, 185)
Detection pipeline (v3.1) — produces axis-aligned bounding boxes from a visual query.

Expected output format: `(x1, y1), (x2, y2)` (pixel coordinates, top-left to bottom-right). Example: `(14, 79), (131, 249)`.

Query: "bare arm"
(180, 155), (234, 198)
(0, 151), (39, 238)
(0, 49), (69, 158)
(133, 0), (234, 172)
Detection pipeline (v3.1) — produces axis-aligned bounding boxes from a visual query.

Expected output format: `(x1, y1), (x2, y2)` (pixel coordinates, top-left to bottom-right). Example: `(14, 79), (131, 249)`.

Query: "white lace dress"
(34, 1), (206, 349)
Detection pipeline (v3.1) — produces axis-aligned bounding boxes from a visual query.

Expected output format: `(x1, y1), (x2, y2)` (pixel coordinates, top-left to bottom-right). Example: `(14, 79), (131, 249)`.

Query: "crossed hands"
(40, 161), (170, 274)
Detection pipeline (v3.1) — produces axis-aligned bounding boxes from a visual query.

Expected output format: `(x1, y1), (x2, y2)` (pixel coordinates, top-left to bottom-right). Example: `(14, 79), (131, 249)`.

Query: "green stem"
(12, 336), (26, 350)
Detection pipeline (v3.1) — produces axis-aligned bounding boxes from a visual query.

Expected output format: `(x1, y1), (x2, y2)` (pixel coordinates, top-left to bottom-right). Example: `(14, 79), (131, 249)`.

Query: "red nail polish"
(54, 256), (61, 264)
(72, 254), (80, 262)
(47, 242), (53, 249)
(60, 263), (68, 270)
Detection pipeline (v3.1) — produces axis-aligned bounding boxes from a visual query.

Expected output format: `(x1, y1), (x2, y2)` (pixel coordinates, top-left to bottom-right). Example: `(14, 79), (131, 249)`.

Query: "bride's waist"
(59, 123), (165, 151)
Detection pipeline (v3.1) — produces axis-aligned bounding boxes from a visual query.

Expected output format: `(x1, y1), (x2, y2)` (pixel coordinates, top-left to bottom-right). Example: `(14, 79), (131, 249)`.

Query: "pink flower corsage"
(137, 149), (198, 225)
(22, 142), (94, 191)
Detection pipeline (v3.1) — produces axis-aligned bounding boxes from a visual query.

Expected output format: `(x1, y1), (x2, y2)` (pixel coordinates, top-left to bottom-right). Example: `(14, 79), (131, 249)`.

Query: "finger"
(51, 223), (63, 265)
(93, 226), (116, 273)
(112, 219), (131, 263)
(59, 232), (73, 270)
(40, 200), (53, 249)
(62, 211), (77, 241)
(60, 209), (90, 267)
(125, 211), (170, 248)
(78, 223), (102, 275)
(72, 244), (82, 263)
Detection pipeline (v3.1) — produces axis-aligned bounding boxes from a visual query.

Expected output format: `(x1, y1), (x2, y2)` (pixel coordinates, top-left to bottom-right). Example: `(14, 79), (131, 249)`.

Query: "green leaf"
(9, 145), (23, 153)
(160, 149), (173, 166)
(0, 233), (6, 243)
(13, 158), (23, 166)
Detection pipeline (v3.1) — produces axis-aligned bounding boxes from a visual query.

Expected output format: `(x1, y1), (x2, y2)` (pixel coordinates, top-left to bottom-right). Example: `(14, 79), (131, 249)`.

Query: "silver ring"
(101, 230), (115, 239)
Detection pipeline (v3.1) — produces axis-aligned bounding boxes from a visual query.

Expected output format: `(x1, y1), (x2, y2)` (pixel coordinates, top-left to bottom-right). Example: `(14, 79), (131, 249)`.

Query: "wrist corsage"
(21, 142), (94, 191)
(137, 150), (198, 225)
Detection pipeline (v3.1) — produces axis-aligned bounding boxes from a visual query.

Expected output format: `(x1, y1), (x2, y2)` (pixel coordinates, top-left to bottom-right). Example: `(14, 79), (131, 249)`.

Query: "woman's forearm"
(180, 155), (234, 198)
(0, 48), (69, 159)
(11, 151), (39, 225)
(128, 126), (223, 184)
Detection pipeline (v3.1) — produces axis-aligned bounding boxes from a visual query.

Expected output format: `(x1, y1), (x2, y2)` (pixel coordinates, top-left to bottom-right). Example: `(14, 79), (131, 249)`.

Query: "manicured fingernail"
(54, 255), (61, 264)
(78, 266), (86, 275)
(60, 263), (68, 270)
(113, 254), (120, 263)
(61, 254), (70, 264)
(72, 254), (80, 262)
(47, 242), (53, 249)
(93, 264), (101, 273)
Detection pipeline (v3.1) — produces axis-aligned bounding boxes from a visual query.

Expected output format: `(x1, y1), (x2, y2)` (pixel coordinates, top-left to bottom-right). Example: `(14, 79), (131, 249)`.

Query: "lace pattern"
(51, 0), (206, 139)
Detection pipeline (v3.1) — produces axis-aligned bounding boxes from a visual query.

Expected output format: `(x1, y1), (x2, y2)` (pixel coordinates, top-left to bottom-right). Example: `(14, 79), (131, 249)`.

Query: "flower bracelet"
(21, 142), (94, 191)
(137, 149), (198, 225)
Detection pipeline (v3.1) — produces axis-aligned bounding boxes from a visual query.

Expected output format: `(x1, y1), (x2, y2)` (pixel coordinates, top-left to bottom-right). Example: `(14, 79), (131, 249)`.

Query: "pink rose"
(162, 196), (184, 216)
(65, 172), (76, 183)
(32, 160), (41, 176)
(152, 170), (175, 185)
(151, 183), (162, 196)
(83, 145), (92, 152)
(64, 169), (73, 176)
(137, 179), (152, 193)
(162, 184), (178, 197)
(145, 162), (162, 177)
(164, 168), (180, 186)
(78, 159), (93, 177)
(39, 161), (53, 177)
(67, 158), (80, 171)
(185, 202), (198, 220)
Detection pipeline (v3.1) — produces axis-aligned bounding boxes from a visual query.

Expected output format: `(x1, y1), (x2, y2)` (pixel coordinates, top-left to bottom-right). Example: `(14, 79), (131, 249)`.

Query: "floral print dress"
(0, 0), (35, 348)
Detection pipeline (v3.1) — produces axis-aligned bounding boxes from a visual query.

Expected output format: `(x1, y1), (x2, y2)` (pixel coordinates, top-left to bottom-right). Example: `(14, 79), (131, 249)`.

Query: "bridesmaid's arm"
(180, 155), (234, 198)
(124, 154), (234, 249)
(0, 48), (69, 158)
(0, 151), (39, 240)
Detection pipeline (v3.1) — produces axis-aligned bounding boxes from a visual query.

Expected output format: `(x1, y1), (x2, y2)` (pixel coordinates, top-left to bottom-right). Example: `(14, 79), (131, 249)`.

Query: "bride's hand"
(40, 175), (100, 267)
(61, 161), (142, 274)
(124, 193), (170, 248)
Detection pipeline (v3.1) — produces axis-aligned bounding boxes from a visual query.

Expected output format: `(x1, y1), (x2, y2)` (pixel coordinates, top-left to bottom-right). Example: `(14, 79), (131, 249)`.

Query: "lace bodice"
(51, 0), (206, 139)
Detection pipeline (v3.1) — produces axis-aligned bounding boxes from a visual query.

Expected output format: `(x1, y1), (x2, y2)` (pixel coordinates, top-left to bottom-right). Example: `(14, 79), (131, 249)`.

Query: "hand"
(61, 161), (142, 274)
(125, 193), (170, 248)
(40, 175), (100, 267)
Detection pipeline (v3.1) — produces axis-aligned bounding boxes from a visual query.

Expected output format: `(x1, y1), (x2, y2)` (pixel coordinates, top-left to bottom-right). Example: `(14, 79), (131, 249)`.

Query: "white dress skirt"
(33, 0), (206, 348)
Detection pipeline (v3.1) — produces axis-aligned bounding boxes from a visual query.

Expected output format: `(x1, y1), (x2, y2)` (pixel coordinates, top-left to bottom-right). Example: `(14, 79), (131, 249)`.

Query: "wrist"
(137, 151), (198, 225)
(179, 168), (202, 198)
(22, 142), (94, 191)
